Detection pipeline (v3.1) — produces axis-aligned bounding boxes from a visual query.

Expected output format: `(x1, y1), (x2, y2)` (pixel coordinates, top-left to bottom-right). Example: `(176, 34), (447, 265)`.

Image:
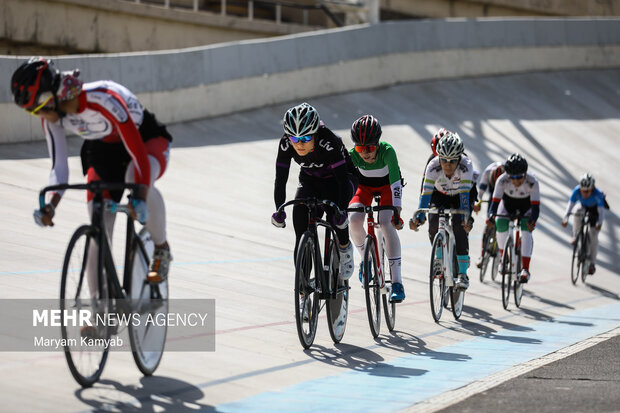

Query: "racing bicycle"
(570, 211), (593, 285)
(493, 214), (526, 309)
(39, 182), (168, 387)
(347, 196), (400, 338)
(276, 198), (349, 349)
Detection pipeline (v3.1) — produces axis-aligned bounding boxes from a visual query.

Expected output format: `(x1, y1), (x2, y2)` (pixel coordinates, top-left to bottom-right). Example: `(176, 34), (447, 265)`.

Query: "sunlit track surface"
(1, 69), (619, 412)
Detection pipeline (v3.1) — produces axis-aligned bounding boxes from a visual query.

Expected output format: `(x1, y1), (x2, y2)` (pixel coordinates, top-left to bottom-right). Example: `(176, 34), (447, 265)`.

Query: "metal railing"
(129, 0), (369, 27)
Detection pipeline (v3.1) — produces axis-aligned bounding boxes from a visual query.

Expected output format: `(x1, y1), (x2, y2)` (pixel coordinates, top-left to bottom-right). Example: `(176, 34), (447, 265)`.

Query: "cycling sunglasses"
(355, 145), (377, 153)
(439, 157), (459, 164)
(509, 174), (525, 180)
(288, 135), (313, 143)
(25, 95), (54, 116)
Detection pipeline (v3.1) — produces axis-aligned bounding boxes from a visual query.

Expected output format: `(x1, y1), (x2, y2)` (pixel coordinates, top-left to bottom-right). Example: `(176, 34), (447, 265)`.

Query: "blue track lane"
(216, 302), (620, 412)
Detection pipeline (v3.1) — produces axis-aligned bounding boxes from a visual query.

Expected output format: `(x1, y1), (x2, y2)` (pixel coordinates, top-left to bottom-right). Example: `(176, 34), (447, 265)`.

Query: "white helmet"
(283, 102), (320, 137)
(436, 131), (464, 159)
(579, 173), (595, 190)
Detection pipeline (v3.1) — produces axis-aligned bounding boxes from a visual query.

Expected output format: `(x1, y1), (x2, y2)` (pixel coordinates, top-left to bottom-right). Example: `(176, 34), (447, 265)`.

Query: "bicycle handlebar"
(415, 208), (469, 216)
(39, 182), (145, 210)
(277, 198), (346, 217)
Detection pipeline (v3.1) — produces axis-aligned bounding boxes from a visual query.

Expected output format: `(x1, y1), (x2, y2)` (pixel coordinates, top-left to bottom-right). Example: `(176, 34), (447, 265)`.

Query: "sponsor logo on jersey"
(318, 139), (334, 151)
(299, 162), (324, 169)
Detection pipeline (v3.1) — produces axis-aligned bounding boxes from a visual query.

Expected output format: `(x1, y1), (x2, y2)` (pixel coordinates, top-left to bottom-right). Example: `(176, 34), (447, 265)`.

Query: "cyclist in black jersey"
(271, 103), (358, 280)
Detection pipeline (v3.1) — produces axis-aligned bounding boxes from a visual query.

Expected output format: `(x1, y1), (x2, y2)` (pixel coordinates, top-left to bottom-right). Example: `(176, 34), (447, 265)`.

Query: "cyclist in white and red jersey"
(410, 132), (474, 291)
(11, 57), (173, 282)
(474, 160), (504, 268)
(488, 153), (540, 283)
(348, 115), (405, 302)
(271, 103), (358, 280)
(561, 173), (606, 275)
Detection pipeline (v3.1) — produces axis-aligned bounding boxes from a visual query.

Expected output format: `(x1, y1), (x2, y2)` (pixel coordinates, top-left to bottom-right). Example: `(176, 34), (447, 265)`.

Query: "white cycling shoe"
(338, 243), (354, 280)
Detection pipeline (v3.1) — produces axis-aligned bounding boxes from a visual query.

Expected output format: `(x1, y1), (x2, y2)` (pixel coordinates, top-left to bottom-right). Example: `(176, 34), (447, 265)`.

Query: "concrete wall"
(2, 18), (620, 143)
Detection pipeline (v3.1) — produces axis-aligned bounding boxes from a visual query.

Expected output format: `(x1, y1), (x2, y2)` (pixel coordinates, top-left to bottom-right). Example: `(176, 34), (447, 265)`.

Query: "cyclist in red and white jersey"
(488, 154), (540, 283)
(11, 57), (173, 282)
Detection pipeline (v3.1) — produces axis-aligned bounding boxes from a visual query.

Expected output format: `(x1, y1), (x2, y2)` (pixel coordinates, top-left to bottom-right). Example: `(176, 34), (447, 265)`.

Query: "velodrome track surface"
(1, 69), (619, 412)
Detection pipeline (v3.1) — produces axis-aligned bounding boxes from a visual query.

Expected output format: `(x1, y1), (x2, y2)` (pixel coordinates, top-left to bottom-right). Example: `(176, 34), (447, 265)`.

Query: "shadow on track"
(75, 376), (215, 412)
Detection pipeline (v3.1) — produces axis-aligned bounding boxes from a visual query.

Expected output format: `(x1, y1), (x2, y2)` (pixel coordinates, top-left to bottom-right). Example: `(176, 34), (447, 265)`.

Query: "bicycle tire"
(429, 233), (446, 322)
(501, 238), (513, 310)
(128, 228), (168, 375)
(294, 232), (320, 349)
(380, 233), (396, 331)
(490, 233), (500, 282)
(364, 236), (381, 338)
(479, 227), (492, 282)
(570, 231), (583, 285)
(60, 225), (110, 388)
(450, 254), (464, 319)
(326, 234), (348, 344)
(514, 237), (523, 308)
(581, 225), (590, 284)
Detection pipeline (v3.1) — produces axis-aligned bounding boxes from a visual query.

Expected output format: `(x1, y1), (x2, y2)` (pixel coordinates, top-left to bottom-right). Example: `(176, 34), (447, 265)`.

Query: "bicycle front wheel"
(479, 228), (492, 282)
(450, 252), (464, 319)
(128, 228), (168, 375)
(429, 233), (446, 322)
(363, 237), (381, 338)
(581, 226), (590, 284)
(490, 234), (500, 282)
(60, 225), (110, 388)
(380, 233), (396, 331)
(570, 232), (582, 285)
(326, 235), (348, 344)
(501, 239), (513, 310)
(514, 239), (523, 308)
(294, 232), (320, 349)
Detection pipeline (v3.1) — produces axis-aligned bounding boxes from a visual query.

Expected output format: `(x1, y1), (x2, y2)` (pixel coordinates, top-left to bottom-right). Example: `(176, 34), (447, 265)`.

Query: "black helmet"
(351, 115), (382, 146)
(504, 153), (528, 175)
(10, 57), (60, 109)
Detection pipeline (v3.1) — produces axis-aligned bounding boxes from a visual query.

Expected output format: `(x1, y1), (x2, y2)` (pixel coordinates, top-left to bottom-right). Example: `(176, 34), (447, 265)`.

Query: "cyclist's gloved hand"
(486, 216), (496, 228)
(33, 203), (55, 227)
(392, 215), (404, 230)
(415, 211), (426, 225)
(332, 213), (348, 229)
(595, 223), (602, 231)
(130, 198), (149, 224)
(271, 211), (286, 228)
(561, 217), (568, 227)
(527, 219), (536, 232)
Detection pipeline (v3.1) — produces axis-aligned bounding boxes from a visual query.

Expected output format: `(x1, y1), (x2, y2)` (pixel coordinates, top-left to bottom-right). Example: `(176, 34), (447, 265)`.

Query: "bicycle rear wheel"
(363, 237), (381, 338)
(326, 235), (348, 344)
(570, 232), (583, 285)
(501, 238), (513, 310)
(128, 228), (168, 375)
(514, 239), (523, 308)
(479, 228), (492, 282)
(450, 253), (464, 319)
(379, 233), (396, 331)
(429, 233), (446, 322)
(294, 232), (320, 349)
(60, 225), (110, 388)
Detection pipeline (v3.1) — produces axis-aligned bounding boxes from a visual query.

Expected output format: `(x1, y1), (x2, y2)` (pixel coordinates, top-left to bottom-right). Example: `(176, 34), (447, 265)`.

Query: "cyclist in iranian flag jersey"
(11, 57), (173, 283)
(348, 115), (406, 303)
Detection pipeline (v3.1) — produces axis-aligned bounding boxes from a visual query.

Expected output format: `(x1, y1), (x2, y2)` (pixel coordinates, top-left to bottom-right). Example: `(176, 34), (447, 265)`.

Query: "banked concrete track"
(0, 69), (619, 412)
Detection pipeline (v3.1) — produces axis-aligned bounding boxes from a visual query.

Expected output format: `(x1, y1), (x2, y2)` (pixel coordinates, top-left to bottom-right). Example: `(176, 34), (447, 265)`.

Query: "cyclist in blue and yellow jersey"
(11, 57), (173, 283)
(347, 115), (406, 302)
(410, 132), (474, 290)
(561, 173), (607, 275)
(271, 102), (358, 280)
(488, 153), (540, 283)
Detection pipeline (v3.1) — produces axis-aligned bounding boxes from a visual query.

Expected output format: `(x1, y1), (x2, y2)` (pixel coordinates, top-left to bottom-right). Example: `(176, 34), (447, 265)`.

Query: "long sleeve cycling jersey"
(274, 126), (354, 210)
(478, 161), (504, 200)
(43, 80), (151, 194)
(489, 172), (540, 222)
(349, 141), (402, 208)
(563, 186), (605, 225)
(418, 155), (473, 212)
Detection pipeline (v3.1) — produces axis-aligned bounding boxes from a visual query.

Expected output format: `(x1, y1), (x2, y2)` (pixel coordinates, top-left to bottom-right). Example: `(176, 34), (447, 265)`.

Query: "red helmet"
(431, 128), (450, 156)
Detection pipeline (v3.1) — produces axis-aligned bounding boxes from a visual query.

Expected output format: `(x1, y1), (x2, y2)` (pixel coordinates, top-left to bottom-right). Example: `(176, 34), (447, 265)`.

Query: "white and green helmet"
(283, 102), (320, 137)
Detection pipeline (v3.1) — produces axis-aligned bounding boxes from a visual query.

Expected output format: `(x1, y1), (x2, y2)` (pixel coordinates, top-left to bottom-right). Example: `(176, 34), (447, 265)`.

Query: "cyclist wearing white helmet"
(561, 173), (606, 274)
(488, 153), (540, 283)
(348, 115), (406, 302)
(11, 57), (173, 283)
(272, 103), (358, 280)
(410, 131), (474, 291)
